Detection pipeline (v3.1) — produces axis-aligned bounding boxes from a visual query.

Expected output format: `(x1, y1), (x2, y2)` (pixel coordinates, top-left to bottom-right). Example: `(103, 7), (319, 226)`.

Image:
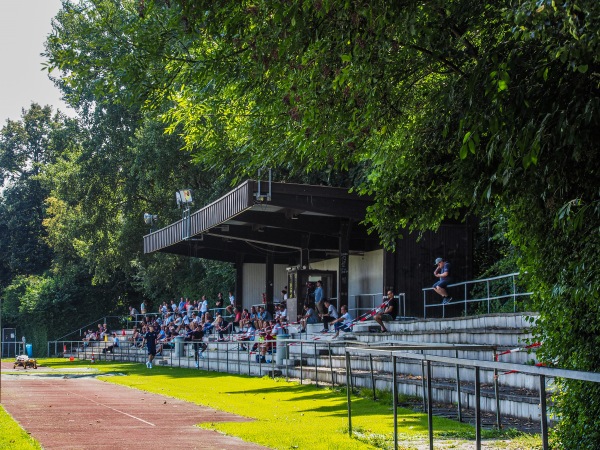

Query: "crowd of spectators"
(84, 288), (368, 362)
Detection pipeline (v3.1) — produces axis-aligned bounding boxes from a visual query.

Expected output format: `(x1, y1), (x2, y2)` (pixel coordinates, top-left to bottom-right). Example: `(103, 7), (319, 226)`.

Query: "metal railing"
(344, 345), (600, 450)
(352, 293), (407, 319)
(423, 272), (533, 318)
(48, 333), (587, 449)
(53, 315), (124, 341)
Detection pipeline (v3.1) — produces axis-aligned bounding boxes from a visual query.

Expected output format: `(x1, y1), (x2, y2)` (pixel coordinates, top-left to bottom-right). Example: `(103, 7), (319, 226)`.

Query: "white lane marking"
(40, 378), (156, 427)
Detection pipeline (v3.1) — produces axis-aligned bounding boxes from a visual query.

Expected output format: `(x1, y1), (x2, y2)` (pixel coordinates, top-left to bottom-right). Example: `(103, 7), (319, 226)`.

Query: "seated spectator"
(248, 306), (258, 327)
(239, 308), (251, 330)
(274, 303), (288, 322)
(374, 290), (399, 333)
(129, 327), (143, 347)
(256, 306), (272, 330)
(213, 314), (232, 341)
(331, 305), (354, 339)
(202, 312), (214, 334)
(270, 319), (287, 338)
(102, 333), (120, 354)
(238, 322), (256, 351)
(257, 328), (275, 363)
(232, 307), (243, 332)
(319, 299), (339, 332)
(299, 303), (318, 332)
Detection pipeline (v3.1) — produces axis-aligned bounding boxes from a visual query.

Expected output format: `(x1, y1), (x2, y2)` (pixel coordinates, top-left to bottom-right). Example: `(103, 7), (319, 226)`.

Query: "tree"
(45, 1), (600, 446)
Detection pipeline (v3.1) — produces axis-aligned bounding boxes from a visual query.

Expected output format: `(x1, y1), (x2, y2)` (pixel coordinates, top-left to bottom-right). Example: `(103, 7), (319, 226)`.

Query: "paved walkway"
(0, 361), (269, 449)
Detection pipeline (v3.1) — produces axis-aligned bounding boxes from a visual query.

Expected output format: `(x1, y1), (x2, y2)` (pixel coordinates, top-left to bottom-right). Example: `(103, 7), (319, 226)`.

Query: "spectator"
(313, 280), (324, 315)
(319, 299), (338, 332)
(215, 292), (224, 316)
(374, 290), (399, 333)
(237, 322), (256, 351)
(275, 303), (288, 322)
(199, 295), (209, 319)
(239, 308), (252, 330)
(331, 305), (354, 339)
(202, 312), (214, 334)
(232, 307), (243, 332)
(226, 291), (236, 315)
(213, 314), (231, 341)
(433, 257), (453, 304)
(140, 300), (147, 315)
(249, 306), (259, 327)
(129, 306), (139, 322)
(178, 297), (186, 313)
(299, 303), (318, 332)
(102, 333), (120, 354)
(256, 306), (272, 330)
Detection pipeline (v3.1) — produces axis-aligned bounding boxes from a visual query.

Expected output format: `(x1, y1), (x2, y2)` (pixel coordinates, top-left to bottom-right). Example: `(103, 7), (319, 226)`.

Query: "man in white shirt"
(319, 299), (339, 332)
(331, 305), (354, 339)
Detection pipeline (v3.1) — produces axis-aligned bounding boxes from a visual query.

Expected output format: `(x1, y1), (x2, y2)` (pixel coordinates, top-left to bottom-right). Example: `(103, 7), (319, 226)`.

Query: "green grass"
(33, 359), (541, 449)
(0, 405), (42, 450)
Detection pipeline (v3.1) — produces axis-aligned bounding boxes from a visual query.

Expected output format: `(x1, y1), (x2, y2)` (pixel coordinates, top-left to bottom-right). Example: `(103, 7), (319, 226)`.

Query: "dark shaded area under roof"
(144, 180), (380, 265)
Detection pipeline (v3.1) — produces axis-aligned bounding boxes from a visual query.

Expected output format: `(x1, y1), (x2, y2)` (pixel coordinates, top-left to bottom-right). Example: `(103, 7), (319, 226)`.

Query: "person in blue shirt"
(433, 257), (453, 304)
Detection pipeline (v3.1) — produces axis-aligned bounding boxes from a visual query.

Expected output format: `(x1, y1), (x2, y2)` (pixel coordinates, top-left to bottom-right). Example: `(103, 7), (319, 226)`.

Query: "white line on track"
(39, 377), (156, 427)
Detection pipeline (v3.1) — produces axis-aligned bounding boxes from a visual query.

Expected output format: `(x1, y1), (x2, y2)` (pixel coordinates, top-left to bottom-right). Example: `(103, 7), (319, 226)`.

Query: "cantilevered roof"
(143, 180), (379, 264)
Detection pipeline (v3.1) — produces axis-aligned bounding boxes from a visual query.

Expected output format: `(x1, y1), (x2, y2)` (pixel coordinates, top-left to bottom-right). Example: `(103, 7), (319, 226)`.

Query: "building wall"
(310, 249), (384, 311)
(242, 263), (290, 310)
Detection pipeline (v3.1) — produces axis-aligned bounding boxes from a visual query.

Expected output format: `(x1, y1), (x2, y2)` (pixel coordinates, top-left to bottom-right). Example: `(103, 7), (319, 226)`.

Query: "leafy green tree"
(44, 1), (600, 446)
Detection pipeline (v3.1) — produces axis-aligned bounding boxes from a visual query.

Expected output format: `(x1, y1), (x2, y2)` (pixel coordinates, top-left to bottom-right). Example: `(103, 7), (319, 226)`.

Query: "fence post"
(300, 340), (304, 384)
(427, 360), (433, 450)
(393, 355), (398, 450)
(328, 342), (335, 387)
(540, 375), (549, 450)
(455, 350), (462, 422)
(314, 342), (319, 388)
(345, 351), (352, 437)
(475, 367), (482, 450)
(370, 354), (377, 401)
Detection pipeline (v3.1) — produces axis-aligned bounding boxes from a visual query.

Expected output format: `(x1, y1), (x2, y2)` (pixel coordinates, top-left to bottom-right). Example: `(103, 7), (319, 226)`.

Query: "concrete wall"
(242, 263), (289, 310)
(310, 249), (384, 310)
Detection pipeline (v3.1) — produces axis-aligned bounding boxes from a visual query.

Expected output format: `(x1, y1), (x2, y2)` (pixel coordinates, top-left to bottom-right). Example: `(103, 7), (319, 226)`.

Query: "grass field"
(5, 359), (543, 449)
(0, 405), (42, 450)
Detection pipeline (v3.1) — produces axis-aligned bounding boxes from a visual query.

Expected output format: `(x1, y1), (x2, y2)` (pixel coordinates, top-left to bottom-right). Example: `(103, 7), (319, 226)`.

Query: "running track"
(0, 361), (269, 449)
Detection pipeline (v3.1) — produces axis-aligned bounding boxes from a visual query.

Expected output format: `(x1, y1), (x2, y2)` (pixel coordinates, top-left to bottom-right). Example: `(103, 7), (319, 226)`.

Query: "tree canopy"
(0, 0), (597, 446)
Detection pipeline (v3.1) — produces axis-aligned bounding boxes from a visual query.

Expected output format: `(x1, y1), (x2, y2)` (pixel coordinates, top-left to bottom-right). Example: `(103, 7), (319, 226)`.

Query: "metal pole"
(345, 351), (352, 436)
(455, 350), (462, 422)
(328, 343), (335, 387)
(513, 274), (517, 313)
(465, 283), (468, 316)
(393, 355), (398, 450)
(487, 280), (490, 314)
(300, 340), (304, 384)
(370, 354), (377, 401)
(427, 361), (434, 450)
(540, 375), (549, 450)
(226, 341), (229, 373)
(475, 367), (481, 450)
(421, 353), (427, 412)
(493, 350), (501, 430)
(314, 342), (319, 388)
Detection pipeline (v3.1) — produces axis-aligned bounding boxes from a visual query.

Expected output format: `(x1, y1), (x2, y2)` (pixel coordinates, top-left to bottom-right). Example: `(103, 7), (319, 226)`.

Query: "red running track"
(0, 361), (269, 450)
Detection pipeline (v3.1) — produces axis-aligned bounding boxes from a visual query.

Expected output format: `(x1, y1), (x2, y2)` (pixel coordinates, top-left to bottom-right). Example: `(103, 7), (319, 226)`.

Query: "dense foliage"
(0, 0), (597, 446)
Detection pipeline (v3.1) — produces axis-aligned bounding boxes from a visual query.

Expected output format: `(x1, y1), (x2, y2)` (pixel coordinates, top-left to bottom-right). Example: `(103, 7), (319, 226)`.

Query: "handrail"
(423, 272), (533, 318)
(53, 315), (123, 341)
(343, 345), (600, 449)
